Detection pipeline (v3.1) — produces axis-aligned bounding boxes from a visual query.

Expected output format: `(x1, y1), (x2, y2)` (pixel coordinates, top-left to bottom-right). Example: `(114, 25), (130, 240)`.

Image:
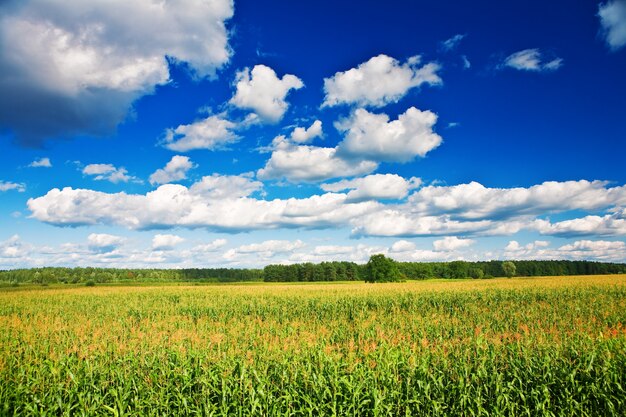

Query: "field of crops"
(1, 275), (626, 416)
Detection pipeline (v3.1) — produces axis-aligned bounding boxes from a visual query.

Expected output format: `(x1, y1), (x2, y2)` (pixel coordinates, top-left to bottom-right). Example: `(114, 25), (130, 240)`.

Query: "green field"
(2, 275), (626, 416)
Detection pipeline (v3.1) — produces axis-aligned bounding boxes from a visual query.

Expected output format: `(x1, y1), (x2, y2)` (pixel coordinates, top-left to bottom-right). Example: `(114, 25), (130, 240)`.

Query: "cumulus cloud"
(0, 0), (234, 145)
(351, 211), (497, 238)
(336, 107), (442, 163)
(25, 175), (626, 240)
(433, 236), (475, 251)
(87, 233), (125, 253)
(321, 174), (421, 202)
(558, 240), (625, 260)
(289, 243), (385, 264)
(290, 120), (323, 144)
(503, 49), (563, 72)
(598, 1), (626, 50)
(390, 240), (417, 252)
(534, 208), (626, 237)
(29, 157), (52, 168)
(191, 239), (227, 253)
(0, 235), (28, 259)
(0, 181), (26, 192)
(83, 163), (138, 183)
(27, 181), (379, 232)
(152, 234), (185, 250)
(407, 180), (626, 220)
(162, 114), (238, 152)
(228, 239), (305, 258)
(259, 106), (441, 182)
(257, 139), (378, 182)
(189, 173), (262, 199)
(229, 65), (303, 123)
(322, 54), (441, 108)
(149, 156), (194, 185)
(440, 34), (466, 51)
(503, 238), (625, 262)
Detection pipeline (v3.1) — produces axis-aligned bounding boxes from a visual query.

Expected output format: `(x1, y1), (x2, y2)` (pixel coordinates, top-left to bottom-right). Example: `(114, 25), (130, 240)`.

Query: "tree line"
(0, 267), (263, 285)
(0, 258), (624, 285)
(263, 258), (626, 282)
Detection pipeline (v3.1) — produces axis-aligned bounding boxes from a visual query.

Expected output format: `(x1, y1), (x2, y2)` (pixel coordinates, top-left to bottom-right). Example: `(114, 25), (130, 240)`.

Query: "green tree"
(502, 261), (516, 278)
(365, 254), (401, 283)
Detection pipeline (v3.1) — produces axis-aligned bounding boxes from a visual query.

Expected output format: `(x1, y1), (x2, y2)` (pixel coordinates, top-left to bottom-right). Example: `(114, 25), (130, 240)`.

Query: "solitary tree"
(502, 261), (517, 278)
(365, 254), (401, 283)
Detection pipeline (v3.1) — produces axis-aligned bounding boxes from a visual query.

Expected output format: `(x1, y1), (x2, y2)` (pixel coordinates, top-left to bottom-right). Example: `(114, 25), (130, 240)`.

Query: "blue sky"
(1, 0), (626, 268)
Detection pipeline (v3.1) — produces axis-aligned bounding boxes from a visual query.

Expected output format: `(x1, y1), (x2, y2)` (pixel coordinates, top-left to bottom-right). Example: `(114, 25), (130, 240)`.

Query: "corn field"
(1, 275), (625, 416)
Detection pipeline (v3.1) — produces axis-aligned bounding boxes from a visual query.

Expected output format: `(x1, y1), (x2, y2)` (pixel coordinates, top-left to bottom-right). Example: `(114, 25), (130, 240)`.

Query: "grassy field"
(1, 275), (625, 416)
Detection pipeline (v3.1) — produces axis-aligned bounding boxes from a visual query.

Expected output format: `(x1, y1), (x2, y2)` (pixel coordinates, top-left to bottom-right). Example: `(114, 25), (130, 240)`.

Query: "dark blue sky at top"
(0, 0), (625, 267)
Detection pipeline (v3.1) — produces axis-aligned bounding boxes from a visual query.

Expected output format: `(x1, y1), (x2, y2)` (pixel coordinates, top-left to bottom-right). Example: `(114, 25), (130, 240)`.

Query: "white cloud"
(0, 181), (26, 192)
(229, 65), (303, 123)
(390, 240), (417, 252)
(0, 235), (28, 259)
(433, 236), (475, 251)
(87, 233), (125, 253)
(312, 245), (355, 256)
(152, 234), (185, 250)
(462, 55), (471, 69)
(27, 177), (626, 241)
(27, 181), (379, 232)
(224, 239), (306, 262)
(29, 157), (52, 168)
(83, 163), (138, 183)
(503, 49), (563, 72)
(257, 140), (378, 182)
(407, 180), (626, 220)
(322, 54), (441, 108)
(534, 208), (626, 237)
(149, 156), (194, 185)
(162, 114), (238, 152)
(290, 120), (323, 144)
(351, 210), (495, 238)
(321, 174), (421, 202)
(440, 34), (466, 51)
(189, 173), (262, 199)
(0, 0), (234, 144)
(336, 107), (443, 163)
(598, 1), (626, 50)
(289, 243), (384, 264)
(502, 238), (625, 262)
(191, 239), (227, 253)
(503, 240), (551, 259)
(558, 240), (625, 259)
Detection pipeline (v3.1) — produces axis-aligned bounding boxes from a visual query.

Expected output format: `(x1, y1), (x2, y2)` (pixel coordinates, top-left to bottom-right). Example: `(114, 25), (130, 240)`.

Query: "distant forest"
(1, 259), (625, 285)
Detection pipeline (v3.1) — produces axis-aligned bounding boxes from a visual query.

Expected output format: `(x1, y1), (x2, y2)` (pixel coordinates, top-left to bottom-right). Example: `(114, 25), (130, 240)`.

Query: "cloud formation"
(230, 65), (303, 123)
(0, 0), (234, 145)
(321, 174), (421, 202)
(290, 120), (323, 144)
(336, 107), (443, 163)
(433, 236), (475, 251)
(29, 157), (52, 168)
(503, 49), (563, 72)
(162, 115), (238, 152)
(87, 233), (125, 253)
(0, 181), (25, 192)
(83, 163), (138, 184)
(152, 234), (185, 250)
(440, 34), (466, 51)
(322, 54), (441, 108)
(26, 177), (626, 241)
(149, 156), (194, 185)
(257, 139), (378, 182)
(598, 0), (626, 50)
